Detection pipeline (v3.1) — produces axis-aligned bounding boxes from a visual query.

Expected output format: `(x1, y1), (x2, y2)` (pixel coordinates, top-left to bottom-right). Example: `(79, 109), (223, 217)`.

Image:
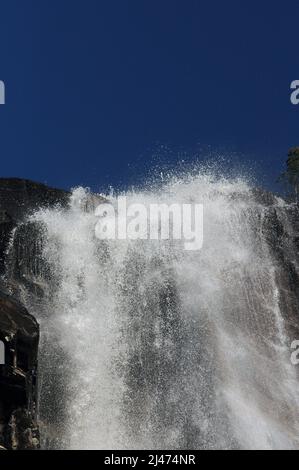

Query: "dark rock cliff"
(0, 292), (39, 449)
(0, 178), (69, 449)
(0, 178), (69, 274)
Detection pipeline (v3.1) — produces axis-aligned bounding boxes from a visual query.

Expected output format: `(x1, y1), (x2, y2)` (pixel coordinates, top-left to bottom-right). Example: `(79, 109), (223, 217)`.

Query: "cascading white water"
(17, 173), (299, 449)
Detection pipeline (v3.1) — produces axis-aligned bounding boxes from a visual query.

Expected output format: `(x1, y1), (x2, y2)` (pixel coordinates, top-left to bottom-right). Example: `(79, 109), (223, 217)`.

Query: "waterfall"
(6, 173), (299, 449)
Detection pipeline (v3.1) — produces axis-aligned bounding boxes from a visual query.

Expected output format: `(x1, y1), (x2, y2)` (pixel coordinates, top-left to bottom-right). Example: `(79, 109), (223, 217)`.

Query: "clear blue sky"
(0, 1), (298, 192)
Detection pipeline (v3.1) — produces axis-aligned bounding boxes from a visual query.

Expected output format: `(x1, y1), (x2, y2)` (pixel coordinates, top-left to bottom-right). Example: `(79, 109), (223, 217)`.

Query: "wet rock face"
(0, 211), (14, 276)
(0, 178), (69, 222)
(252, 192), (299, 340)
(0, 178), (69, 276)
(0, 178), (69, 450)
(0, 292), (39, 449)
